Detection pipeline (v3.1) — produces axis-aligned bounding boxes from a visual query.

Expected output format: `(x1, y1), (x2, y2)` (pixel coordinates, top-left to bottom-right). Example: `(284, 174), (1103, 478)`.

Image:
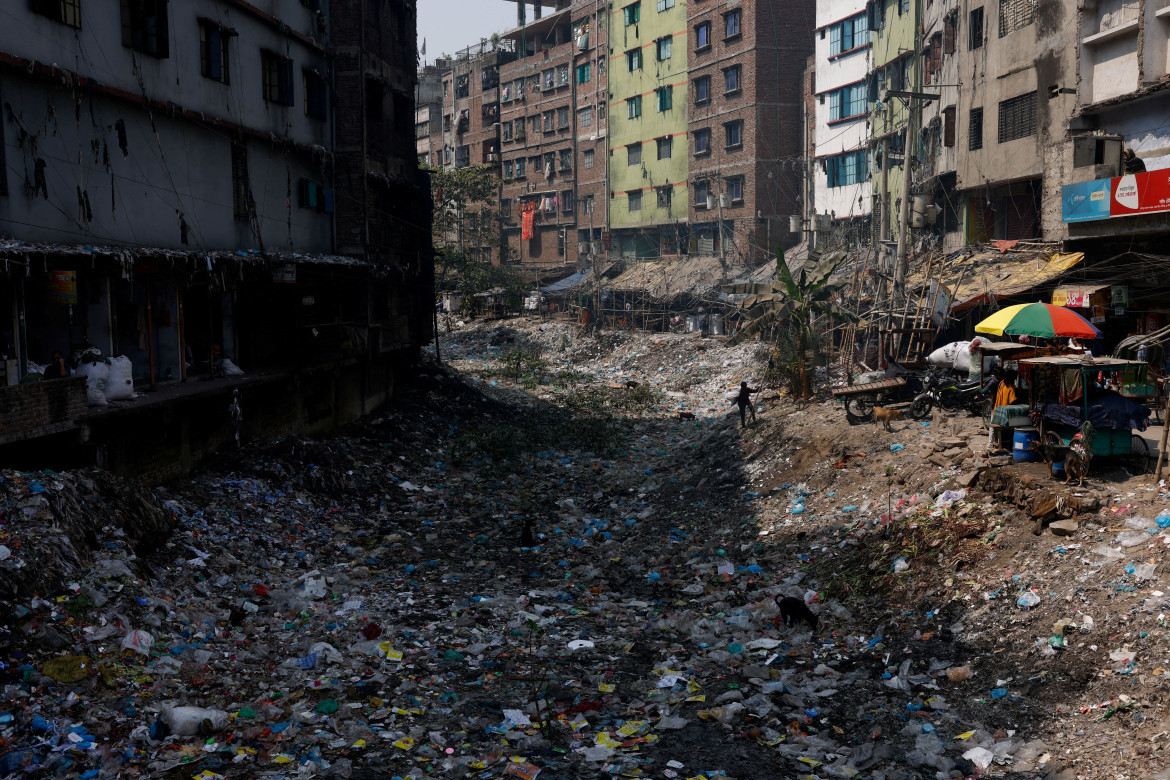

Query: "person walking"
(731, 381), (760, 428)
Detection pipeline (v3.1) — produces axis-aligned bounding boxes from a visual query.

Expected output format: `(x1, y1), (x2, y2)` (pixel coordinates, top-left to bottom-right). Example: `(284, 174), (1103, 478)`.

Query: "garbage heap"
(0, 360), (1071, 779)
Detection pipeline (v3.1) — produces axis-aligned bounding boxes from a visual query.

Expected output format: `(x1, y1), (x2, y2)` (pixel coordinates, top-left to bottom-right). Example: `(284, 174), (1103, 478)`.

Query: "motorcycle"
(910, 369), (997, 419)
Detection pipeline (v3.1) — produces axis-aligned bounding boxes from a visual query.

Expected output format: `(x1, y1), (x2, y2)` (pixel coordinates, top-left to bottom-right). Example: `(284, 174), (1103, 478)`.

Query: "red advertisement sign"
(521, 209), (535, 240)
(1110, 169), (1170, 217)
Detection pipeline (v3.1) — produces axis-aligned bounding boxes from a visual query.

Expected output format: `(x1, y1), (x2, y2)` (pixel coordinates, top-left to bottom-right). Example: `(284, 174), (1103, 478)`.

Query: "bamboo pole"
(1155, 390), (1170, 482)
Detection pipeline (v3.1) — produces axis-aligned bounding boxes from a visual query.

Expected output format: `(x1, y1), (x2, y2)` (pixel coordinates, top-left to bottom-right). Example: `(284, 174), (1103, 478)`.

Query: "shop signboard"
(47, 270), (77, 304)
(272, 264), (297, 283)
(1060, 178), (1111, 223)
(1111, 285), (1129, 316)
(1061, 168), (1170, 222)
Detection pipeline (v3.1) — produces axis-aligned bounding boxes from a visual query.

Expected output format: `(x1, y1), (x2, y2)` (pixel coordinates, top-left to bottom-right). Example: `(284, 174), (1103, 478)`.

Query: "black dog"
(775, 596), (819, 631)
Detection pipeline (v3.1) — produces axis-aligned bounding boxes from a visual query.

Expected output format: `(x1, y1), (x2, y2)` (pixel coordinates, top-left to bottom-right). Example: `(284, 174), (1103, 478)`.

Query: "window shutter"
(943, 106), (956, 147)
(944, 15), (956, 53)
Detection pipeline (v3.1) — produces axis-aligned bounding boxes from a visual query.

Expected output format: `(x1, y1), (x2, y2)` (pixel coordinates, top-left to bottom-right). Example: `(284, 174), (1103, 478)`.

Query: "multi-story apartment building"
(608, 0), (689, 258)
(416, 63), (446, 167)
(0, 0), (433, 474)
(498, 0), (579, 268)
(812, 0), (873, 235)
(573, 0), (612, 265)
(440, 42), (515, 173)
(688, 0), (812, 264)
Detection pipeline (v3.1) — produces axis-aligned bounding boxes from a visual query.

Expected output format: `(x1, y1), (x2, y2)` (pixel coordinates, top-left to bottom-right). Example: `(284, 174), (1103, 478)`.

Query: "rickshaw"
(1016, 355), (1153, 472)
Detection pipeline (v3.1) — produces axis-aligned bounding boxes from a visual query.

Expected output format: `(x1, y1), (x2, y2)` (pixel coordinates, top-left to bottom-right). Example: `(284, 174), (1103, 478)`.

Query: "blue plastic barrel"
(1013, 429), (1039, 462)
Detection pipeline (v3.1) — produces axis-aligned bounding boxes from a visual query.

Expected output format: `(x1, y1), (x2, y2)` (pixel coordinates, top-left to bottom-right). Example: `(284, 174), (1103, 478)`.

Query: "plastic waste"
(160, 706), (230, 736)
(892, 558), (909, 573)
(1016, 591), (1041, 609)
(121, 629), (154, 655)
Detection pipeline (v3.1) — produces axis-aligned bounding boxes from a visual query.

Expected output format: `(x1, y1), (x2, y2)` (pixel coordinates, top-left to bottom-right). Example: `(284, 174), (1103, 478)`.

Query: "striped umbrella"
(974, 302), (1101, 339)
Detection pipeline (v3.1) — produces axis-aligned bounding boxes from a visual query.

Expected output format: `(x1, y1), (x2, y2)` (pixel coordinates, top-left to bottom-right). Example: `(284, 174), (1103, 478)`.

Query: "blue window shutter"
(323, 189), (335, 213)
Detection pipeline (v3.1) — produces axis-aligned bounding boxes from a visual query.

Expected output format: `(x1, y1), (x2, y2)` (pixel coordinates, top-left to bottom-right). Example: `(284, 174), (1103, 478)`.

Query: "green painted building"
(869, 0), (920, 243)
(607, 0), (689, 257)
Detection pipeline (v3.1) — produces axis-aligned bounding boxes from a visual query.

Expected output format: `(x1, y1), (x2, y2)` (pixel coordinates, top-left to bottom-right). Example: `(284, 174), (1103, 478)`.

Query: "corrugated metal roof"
(909, 246), (1084, 312)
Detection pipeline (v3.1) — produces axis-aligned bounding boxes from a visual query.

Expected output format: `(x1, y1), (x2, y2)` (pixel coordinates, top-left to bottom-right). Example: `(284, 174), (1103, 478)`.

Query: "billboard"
(1061, 168), (1170, 223)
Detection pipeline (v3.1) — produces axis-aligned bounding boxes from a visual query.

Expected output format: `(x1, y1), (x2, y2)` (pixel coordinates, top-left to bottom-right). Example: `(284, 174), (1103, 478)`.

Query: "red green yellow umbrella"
(974, 302), (1101, 339)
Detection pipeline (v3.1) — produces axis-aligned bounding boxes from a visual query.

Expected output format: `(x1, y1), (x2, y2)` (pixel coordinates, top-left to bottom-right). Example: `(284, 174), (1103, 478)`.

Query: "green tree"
(426, 164), (505, 296)
(722, 246), (857, 398)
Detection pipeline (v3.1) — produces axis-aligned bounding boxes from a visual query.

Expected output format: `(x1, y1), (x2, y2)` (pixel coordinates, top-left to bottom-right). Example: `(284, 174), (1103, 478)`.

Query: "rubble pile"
(1, 319), (1169, 778)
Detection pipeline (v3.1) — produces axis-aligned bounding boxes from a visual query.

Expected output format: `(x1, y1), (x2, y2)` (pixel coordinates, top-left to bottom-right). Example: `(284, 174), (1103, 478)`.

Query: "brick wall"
(687, 0), (812, 264)
(0, 377), (87, 447)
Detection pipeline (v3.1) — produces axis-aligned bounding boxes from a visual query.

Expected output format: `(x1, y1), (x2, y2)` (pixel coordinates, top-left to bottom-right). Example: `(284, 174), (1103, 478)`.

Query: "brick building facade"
(687, 0), (811, 265)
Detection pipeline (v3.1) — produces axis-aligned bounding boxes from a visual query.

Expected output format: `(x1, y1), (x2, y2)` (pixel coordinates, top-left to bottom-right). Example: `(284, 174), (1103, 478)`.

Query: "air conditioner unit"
(719, 193), (729, 208)
(578, 242), (589, 254)
(591, 241), (603, 255)
(706, 195), (715, 210)
(486, 153), (499, 162)
(788, 215), (802, 233)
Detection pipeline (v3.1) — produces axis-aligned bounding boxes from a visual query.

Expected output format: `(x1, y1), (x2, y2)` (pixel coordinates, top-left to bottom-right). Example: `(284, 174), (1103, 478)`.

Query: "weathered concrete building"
(0, 0), (433, 477)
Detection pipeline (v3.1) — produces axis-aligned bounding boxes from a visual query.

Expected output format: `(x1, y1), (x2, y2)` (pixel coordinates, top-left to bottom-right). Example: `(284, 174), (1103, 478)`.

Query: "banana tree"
(722, 247), (857, 398)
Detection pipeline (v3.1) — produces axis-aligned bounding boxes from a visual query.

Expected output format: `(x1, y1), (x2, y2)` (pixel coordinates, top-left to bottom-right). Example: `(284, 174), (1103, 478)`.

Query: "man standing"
(731, 381), (760, 428)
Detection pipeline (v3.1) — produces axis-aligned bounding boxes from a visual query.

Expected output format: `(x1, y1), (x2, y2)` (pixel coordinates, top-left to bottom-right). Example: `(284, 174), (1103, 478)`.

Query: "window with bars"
(695, 76), (710, 103)
(695, 180), (709, 208)
(724, 65), (741, 93)
(628, 190), (642, 212)
(727, 176), (744, 202)
(969, 107), (984, 150)
(997, 92), (1036, 142)
(695, 21), (711, 49)
(262, 50), (294, 105)
(562, 190), (573, 212)
(724, 9), (741, 37)
(121, 0), (169, 58)
(32, 0), (81, 28)
(826, 150), (869, 187)
(829, 13), (870, 56)
(504, 160), (514, 179)
(199, 19), (230, 83)
(502, 121), (514, 141)
(657, 187), (672, 209)
(579, 106), (593, 127)
(557, 106), (569, 129)
(829, 82), (867, 121)
(998, 0), (1034, 37)
(657, 36), (672, 60)
(581, 195), (595, 214)
(694, 128), (710, 155)
(969, 7), (984, 47)
(628, 143), (642, 165)
(724, 120), (743, 148)
(559, 149), (572, 171)
(584, 149), (595, 169)
(657, 136), (672, 159)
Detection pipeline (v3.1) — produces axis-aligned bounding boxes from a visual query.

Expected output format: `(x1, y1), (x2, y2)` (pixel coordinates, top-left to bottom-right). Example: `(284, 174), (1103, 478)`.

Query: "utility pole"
(893, 100), (913, 306)
(885, 88), (938, 305)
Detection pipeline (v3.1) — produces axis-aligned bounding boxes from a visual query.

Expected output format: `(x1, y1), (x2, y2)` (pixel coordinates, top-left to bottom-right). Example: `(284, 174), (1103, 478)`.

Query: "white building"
(812, 0), (873, 230)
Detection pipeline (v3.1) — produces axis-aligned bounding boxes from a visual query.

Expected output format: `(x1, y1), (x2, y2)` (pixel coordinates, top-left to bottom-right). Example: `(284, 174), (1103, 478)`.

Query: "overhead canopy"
(910, 246), (1084, 313)
(541, 269), (591, 294)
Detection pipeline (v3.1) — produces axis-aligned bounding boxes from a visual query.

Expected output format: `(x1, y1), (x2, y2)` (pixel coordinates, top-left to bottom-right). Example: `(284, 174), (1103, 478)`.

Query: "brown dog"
(874, 407), (903, 431)
(677, 411), (696, 420)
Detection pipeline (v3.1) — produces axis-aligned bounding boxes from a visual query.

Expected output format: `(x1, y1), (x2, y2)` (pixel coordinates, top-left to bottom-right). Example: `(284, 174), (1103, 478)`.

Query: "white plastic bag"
(105, 356), (135, 401)
(75, 360), (111, 406)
